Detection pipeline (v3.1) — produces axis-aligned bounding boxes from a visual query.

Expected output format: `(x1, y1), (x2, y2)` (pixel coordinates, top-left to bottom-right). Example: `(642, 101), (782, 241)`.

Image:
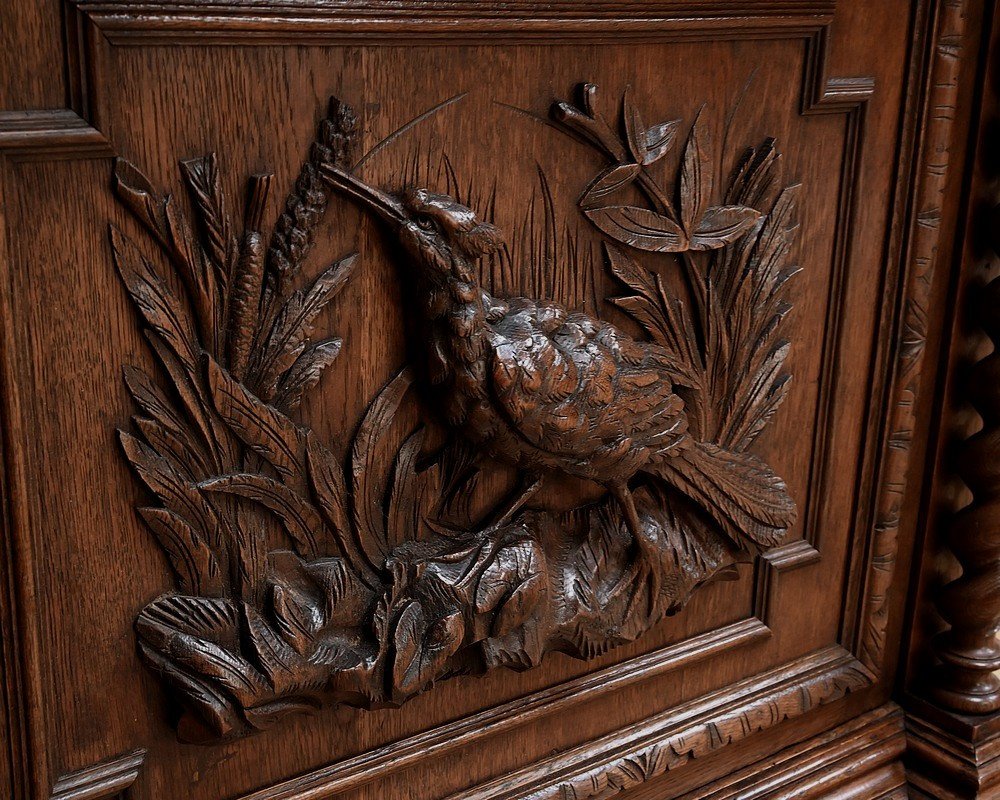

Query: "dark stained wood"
(0, 0), (995, 798)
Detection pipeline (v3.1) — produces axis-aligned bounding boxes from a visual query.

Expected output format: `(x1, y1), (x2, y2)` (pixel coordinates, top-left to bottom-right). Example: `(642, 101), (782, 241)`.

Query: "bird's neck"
(415, 269), (492, 386)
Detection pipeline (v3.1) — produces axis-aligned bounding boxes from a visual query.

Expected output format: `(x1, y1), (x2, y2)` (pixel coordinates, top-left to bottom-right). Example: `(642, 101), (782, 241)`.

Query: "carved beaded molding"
(112, 85), (800, 742)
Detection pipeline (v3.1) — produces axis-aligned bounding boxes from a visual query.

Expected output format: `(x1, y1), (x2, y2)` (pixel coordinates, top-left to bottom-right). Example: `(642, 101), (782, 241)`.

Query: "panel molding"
(48, 750), (145, 800)
(0, 111), (111, 161)
(679, 703), (906, 800)
(853, 0), (972, 675)
(445, 646), (874, 800)
(67, 1), (836, 45)
(235, 619), (767, 800)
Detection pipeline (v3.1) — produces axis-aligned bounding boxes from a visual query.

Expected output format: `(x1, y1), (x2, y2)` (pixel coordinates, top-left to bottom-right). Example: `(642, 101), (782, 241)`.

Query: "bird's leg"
(480, 471), (544, 534)
(609, 482), (660, 603)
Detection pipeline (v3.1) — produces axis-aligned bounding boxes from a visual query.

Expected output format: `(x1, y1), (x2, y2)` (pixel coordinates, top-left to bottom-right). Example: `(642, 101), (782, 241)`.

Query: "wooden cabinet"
(1, 2), (998, 798)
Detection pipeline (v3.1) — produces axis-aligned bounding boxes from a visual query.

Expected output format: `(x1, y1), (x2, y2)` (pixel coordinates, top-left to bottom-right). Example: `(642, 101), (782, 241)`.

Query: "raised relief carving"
(113, 86), (799, 742)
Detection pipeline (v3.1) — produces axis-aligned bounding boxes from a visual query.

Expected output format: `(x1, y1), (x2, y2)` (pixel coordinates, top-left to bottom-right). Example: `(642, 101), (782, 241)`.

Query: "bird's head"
(323, 165), (504, 282)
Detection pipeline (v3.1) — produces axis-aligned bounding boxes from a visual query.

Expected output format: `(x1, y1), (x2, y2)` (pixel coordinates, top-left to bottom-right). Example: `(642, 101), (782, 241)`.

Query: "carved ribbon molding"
(111, 85), (800, 742)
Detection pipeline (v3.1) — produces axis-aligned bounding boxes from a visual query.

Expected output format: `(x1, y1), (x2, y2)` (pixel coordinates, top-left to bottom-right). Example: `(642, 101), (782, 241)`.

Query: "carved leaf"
(205, 357), (306, 482)
(580, 164), (642, 210)
(180, 153), (234, 288)
(392, 601), (464, 698)
(119, 431), (226, 551)
(200, 473), (326, 559)
(643, 120), (681, 165)
(114, 159), (218, 347)
(387, 427), (427, 550)
(306, 432), (378, 588)
(136, 597), (269, 706)
(124, 365), (213, 478)
(110, 227), (199, 373)
(350, 368), (414, 570)
(604, 241), (657, 297)
(622, 87), (647, 164)
(258, 253), (356, 395)
(689, 205), (761, 250)
(679, 111), (711, 236)
(584, 206), (687, 252)
(113, 159), (171, 247)
(273, 337), (343, 411)
(144, 333), (223, 468)
(139, 507), (223, 596)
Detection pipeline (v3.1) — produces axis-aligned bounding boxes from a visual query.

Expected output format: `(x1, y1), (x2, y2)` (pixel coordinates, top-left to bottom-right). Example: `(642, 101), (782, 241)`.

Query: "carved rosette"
(112, 86), (800, 741)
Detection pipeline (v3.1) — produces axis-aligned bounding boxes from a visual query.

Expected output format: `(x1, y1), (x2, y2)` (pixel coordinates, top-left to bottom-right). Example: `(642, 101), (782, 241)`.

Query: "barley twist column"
(931, 214), (1000, 713)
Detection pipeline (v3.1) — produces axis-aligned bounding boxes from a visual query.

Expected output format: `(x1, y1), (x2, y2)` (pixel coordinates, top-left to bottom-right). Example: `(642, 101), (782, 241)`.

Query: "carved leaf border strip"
(112, 86), (799, 742)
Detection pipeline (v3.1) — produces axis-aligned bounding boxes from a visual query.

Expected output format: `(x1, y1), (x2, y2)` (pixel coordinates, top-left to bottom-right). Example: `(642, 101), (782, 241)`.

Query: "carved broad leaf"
(116, 85), (798, 742)
(580, 164), (641, 209)
(584, 206), (687, 252)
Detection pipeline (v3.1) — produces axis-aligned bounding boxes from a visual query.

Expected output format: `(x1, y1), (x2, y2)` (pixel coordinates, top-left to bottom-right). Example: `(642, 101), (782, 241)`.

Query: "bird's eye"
(416, 217), (437, 232)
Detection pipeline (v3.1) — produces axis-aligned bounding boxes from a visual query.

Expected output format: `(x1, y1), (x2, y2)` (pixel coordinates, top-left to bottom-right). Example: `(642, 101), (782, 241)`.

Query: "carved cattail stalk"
(227, 174), (272, 381)
(931, 241), (1000, 714)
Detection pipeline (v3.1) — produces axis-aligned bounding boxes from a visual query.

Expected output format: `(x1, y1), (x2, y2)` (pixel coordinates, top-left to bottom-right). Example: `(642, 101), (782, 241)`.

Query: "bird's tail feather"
(645, 441), (796, 551)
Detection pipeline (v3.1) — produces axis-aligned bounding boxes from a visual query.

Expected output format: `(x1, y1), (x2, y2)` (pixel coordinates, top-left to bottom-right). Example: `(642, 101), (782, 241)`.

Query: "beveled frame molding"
(0, 0), (965, 796)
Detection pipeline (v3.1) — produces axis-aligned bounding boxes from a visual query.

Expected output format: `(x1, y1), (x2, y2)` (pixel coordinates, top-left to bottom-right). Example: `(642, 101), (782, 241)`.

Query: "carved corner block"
(111, 85), (800, 742)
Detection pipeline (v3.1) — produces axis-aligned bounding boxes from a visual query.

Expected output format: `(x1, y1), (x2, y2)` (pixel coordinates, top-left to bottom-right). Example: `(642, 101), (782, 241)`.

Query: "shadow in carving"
(112, 86), (800, 741)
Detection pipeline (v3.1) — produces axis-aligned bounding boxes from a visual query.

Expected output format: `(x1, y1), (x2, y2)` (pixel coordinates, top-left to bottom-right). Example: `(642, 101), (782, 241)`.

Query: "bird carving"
(323, 165), (796, 556)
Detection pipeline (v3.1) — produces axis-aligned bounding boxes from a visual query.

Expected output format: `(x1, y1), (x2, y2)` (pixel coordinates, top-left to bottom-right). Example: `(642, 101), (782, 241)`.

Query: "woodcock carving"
(113, 85), (800, 742)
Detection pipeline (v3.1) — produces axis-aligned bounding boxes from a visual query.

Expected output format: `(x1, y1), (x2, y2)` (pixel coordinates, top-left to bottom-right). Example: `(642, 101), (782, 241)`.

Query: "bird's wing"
(487, 299), (687, 462)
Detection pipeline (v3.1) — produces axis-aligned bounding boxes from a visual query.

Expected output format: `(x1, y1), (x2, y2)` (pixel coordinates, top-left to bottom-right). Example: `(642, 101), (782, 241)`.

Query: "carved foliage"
(114, 87), (799, 741)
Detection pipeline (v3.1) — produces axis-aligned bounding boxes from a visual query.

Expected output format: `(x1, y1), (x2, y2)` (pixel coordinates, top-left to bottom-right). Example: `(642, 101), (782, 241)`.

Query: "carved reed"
(930, 205), (1000, 714)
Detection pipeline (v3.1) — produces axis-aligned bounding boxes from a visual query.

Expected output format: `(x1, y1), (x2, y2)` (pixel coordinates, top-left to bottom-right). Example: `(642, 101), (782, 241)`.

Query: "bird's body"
(421, 283), (688, 484)
(323, 169), (796, 552)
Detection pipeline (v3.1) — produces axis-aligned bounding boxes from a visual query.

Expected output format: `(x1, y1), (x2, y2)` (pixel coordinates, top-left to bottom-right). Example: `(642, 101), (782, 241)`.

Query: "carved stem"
(931, 252), (1000, 714)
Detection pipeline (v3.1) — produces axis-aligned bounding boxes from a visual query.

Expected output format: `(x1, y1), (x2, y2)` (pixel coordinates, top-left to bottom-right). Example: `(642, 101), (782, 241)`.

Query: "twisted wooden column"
(931, 211), (1000, 714)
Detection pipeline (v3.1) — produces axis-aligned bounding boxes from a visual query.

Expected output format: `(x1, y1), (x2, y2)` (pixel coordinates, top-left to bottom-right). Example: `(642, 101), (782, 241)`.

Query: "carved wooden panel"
(0, 1), (982, 798)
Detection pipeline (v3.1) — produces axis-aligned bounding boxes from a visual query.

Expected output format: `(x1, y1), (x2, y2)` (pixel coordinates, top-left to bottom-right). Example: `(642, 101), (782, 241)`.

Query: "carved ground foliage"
(112, 86), (800, 742)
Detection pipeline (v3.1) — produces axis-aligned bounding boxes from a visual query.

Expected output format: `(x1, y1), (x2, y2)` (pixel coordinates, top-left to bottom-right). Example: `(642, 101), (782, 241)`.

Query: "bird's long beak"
(320, 164), (405, 224)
